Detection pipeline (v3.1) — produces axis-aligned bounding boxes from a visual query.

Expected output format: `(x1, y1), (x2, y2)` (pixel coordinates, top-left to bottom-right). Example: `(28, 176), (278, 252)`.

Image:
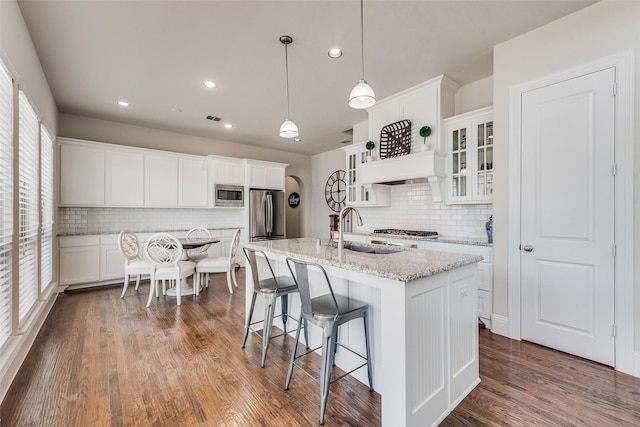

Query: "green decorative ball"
(365, 140), (375, 150)
(419, 125), (432, 138)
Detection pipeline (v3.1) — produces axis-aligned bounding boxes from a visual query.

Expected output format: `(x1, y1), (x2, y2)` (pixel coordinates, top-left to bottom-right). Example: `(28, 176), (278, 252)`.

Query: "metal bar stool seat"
(242, 247), (307, 368)
(285, 257), (373, 425)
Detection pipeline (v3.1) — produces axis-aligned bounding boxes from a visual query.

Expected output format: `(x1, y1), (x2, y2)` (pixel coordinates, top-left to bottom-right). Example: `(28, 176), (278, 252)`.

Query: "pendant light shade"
(349, 79), (376, 109)
(349, 0), (375, 109)
(279, 35), (298, 138)
(279, 119), (299, 138)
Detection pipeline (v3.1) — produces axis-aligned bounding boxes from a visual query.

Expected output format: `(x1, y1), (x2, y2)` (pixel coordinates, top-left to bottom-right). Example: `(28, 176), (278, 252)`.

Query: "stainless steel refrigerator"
(249, 189), (285, 241)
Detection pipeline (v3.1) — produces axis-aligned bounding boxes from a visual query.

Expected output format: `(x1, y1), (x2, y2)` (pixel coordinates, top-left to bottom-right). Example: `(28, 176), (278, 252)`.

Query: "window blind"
(40, 125), (53, 292)
(0, 62), (13, 348)
(18, 91), (39, 322)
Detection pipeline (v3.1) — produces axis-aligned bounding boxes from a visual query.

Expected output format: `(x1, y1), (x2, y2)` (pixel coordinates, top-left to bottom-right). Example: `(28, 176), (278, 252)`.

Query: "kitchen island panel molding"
(244, 238), (480, 426)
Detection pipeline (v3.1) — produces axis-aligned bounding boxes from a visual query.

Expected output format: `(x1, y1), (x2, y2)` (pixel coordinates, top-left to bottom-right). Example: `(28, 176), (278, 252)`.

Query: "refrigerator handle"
(266, 194), (273, 234)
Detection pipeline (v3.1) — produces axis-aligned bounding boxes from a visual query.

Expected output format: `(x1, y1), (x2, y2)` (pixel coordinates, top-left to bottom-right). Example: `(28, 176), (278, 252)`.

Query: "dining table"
(164, 236), (220, 297)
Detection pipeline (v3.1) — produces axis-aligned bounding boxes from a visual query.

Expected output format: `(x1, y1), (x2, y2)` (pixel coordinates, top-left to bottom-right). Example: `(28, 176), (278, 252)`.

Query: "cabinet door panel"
(60, 246), (100, 285)
(105, 150), (144, 206)
(101, 244), (125, 280)
(179, 157), (208, 207)
(59, 144), (105, 205)
(145, 155), (178, 206)
(214, 160), (244, 185)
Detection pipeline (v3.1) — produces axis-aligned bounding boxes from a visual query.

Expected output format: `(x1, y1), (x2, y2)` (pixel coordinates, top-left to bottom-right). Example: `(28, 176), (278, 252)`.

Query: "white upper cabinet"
(105, 148), (144, 206)
(210, 155), (244, 185)
(367, 75), (458, 156)
(246, 160), (287, 190)
(343, 141), (390, 207)
(144, 153), (178, 207)
(444, 106), (493, 204)
(179, 156), (209, 207)
(59, 140), (105, 206)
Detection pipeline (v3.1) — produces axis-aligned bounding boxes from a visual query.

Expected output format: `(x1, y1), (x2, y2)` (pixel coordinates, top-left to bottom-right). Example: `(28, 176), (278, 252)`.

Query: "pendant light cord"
(360, 0), (365, 80)
(284, 41), (291, 119)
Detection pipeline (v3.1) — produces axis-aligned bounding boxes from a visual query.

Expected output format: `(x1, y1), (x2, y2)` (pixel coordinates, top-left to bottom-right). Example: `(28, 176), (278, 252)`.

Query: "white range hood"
(359, 150), (446, 202)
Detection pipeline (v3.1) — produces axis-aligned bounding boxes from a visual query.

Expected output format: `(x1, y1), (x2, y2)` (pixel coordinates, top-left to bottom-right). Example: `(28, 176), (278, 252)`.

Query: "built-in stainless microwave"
(214, 184), (244, 207)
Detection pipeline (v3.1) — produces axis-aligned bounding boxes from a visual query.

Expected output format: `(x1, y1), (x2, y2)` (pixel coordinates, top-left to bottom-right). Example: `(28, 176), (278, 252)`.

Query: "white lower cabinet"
(99, 235), (125, 281)
(418, 240), (492, 327)
(59, 236), (101, 285)
(342, 233), (493, 327)
(59, 229), (243, 288)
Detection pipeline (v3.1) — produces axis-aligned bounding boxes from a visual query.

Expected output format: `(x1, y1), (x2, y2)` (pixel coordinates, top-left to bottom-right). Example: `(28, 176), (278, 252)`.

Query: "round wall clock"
(324, 170), (346, 212)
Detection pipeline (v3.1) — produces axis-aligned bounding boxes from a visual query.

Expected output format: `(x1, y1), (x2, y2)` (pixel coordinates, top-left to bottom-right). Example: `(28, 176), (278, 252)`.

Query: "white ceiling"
(17, 0), (596, 156)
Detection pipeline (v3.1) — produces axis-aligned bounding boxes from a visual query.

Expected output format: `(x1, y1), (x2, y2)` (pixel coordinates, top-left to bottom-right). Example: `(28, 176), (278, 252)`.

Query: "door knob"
(523, 245), (533, 252)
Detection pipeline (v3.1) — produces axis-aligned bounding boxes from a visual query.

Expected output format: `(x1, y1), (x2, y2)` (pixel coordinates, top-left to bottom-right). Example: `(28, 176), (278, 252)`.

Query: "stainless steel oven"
(214, 184), (244, 207)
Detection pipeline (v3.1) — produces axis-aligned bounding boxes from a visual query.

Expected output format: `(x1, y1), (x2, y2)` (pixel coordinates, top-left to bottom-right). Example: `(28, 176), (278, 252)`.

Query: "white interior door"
(520, 67), (615, 366)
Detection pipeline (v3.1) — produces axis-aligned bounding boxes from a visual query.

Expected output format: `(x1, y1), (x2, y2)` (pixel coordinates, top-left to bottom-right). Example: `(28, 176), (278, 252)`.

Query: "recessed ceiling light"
(328, 48), (343, 58)
(224, 123), (233, 129)
(117, 100), (130, 107)
(204, 81), (217, 88)
(293, 138), (302, 143)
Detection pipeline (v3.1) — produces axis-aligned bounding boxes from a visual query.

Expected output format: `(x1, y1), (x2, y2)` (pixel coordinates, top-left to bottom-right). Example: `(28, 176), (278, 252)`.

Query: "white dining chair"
(118, 230), (154, 298)
(194, 229), (241, 294)
(144, 233), (196, 307)
(185, 227), (212, 261)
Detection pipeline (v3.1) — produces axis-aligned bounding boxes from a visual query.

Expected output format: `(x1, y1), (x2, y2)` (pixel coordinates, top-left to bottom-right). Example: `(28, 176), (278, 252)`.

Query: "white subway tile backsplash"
(57, 207), (245, 235)
(353, 182), (492, 240)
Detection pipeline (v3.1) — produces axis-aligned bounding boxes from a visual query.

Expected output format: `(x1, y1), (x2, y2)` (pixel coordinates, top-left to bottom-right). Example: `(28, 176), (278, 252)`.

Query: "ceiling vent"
(205, 115), (222, 121)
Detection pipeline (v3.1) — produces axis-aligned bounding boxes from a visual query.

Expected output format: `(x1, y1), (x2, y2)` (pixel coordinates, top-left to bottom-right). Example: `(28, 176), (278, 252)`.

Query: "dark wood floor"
(2, 268), (640, 426)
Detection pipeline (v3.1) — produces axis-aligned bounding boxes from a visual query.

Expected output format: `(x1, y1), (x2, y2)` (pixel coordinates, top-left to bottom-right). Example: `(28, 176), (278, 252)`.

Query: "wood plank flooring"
(2, 268), (640, 426)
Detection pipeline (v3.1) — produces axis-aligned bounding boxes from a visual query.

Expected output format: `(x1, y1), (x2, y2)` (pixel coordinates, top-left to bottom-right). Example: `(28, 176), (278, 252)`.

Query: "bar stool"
(284, 257), (373, 425)
(242, 247), (307, 368)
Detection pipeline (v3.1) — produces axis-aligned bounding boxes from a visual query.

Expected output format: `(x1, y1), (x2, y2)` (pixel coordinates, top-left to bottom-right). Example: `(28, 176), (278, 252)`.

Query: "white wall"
(0, 0), (57, 134)
(310, 147), (346, 238)
(454, 76), (493, 116)
(493, 1), (639, 350)
(0, 0), (59, 405)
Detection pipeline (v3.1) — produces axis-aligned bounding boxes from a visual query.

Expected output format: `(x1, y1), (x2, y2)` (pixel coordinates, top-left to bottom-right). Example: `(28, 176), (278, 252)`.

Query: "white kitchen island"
(243, 238), (482, 427)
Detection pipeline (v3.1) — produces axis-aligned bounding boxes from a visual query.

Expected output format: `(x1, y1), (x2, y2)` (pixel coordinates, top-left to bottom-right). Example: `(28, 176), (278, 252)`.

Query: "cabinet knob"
(523, 245), (533, 252)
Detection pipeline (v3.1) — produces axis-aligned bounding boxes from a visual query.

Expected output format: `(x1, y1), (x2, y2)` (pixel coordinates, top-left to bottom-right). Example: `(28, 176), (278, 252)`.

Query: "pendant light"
(349, 0), (376, 109)
(279, 35), (299, 138)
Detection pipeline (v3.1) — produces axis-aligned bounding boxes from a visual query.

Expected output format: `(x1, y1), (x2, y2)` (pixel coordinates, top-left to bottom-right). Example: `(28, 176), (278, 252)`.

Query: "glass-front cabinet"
(444, 106), (493, 204)
(342, 141), (389, 207)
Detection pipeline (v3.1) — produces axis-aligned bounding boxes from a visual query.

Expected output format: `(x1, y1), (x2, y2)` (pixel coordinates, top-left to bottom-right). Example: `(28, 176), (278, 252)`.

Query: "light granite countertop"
(344, 231), (492, 247)
(57, 226), (243, 237)
(244, 238), (483, 282)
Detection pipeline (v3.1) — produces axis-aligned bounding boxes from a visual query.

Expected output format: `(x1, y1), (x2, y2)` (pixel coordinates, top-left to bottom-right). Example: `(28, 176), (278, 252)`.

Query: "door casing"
(506, 50), (635, 374)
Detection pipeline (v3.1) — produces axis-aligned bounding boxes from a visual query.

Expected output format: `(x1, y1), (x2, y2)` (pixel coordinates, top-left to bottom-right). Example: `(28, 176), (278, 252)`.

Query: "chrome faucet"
(338, 205), (363, 251)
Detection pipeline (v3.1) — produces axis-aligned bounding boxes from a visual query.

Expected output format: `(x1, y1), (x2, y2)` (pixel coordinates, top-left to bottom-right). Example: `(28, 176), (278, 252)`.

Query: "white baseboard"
(633, 352), (640, 378)
(490, 314), (510, 338)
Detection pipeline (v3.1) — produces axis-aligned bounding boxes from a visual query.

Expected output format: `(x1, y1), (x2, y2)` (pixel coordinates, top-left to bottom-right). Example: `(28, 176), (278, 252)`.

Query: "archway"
(285, 175), (303, 238)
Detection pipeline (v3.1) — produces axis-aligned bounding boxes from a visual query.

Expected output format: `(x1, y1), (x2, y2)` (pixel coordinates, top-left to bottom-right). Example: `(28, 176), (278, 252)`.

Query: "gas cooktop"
(373, 229), (438, 239)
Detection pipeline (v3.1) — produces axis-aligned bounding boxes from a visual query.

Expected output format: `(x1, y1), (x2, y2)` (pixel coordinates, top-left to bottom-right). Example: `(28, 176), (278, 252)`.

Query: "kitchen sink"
(343, 242), (402, 255)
